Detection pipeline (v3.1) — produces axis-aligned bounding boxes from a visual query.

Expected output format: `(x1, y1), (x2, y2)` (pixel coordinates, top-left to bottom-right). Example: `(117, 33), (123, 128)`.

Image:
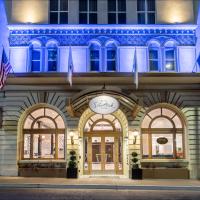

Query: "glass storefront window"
(141, 107), (185, 159)
(22, 107), (65, 160)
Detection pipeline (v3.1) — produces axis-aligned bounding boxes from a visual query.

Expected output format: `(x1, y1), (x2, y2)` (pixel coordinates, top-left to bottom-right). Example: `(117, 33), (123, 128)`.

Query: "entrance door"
(84, 133), (123, 175)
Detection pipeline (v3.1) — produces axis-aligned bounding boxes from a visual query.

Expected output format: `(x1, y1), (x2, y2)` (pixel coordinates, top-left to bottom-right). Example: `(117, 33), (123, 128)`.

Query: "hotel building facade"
(0, 0), (200, 179)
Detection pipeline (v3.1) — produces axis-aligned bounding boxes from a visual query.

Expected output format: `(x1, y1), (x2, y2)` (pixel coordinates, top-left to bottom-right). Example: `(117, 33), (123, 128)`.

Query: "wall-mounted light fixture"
(69, 131), (74, 145)
(129, 130), (140, 144)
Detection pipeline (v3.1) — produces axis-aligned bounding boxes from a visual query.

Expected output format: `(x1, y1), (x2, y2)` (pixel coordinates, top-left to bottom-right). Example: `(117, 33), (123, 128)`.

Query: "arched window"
(46, 42), (58, 72)
(30, 41), (41, 72)
(106, 42), (117, 71)
(89, 43), (100, 71)
(23, 107), (65, 159)
(164, 41), (177, 72)
(148, 41), (160, 72)
(141, 107), (184, 159)
(84, 114), (122, 132)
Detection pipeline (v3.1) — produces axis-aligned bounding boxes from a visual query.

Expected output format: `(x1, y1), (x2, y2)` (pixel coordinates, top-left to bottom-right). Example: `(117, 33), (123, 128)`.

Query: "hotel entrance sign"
(89, 95), (119, 114)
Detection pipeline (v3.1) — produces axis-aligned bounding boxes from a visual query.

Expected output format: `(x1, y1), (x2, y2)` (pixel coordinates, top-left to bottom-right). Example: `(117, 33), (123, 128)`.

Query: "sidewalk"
(0, 177), (200, 191)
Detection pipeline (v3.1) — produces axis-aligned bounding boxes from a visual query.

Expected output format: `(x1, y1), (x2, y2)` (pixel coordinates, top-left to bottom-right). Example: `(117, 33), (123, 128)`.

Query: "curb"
(0, 184), (200, 191)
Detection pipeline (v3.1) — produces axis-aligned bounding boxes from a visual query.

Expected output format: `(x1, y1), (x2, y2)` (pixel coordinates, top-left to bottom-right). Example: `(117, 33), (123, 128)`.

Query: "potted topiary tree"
(67, 150), (78, 178)
(131, 152), (142, 179)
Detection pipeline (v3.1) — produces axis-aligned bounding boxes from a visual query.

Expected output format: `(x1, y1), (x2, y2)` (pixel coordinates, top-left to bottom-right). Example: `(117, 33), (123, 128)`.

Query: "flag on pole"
(0, 49), (12, 90)
(133, 49), (138, 89)
(67, 46), (74, 86)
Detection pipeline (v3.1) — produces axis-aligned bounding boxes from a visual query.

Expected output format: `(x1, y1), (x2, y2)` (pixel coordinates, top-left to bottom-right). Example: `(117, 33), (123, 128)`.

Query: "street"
(0, 189), (200, 200)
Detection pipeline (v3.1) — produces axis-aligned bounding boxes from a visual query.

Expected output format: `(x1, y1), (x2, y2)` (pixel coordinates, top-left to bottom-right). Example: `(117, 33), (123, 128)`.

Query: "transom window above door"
(84, 114), (122, 132)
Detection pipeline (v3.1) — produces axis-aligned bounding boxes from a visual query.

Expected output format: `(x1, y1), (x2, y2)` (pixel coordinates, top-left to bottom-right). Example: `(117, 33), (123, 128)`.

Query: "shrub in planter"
(131, 152), (142, 180)
(67, 150), (78, 178)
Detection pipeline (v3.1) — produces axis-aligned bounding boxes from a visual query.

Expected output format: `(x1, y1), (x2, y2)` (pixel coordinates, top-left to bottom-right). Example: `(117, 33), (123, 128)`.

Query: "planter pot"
(132, 168), (143, 180)
(67, 167), (78, 178)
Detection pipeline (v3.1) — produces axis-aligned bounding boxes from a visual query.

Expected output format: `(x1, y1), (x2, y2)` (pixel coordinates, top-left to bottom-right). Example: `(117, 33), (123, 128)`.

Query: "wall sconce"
(69, 131), (74, 145)
(130, 130), (140, 144)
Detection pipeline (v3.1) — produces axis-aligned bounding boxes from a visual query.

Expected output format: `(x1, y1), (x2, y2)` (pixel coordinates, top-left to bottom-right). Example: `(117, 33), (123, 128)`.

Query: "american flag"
(0, 49), (12, 90)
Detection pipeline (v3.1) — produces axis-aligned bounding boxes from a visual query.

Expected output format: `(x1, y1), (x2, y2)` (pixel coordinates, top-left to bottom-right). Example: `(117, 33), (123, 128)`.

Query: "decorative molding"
(8, 25), (196, 47)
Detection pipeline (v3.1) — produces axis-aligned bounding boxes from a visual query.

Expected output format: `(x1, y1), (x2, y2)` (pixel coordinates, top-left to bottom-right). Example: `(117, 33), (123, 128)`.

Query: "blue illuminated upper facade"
(8, 24), (197, 73)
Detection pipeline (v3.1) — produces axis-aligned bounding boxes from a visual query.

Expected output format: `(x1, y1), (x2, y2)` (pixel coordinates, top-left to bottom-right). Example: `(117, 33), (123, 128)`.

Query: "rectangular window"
(165, 48), (176, 71)
(31, 49), (40, 72)
(108, 0), (126, 24)
(149, 49), (159, 71)
(48, 49), (57, 71)
(50, 0), (68, 24)
(90, 50), (99, 71)
(137, 0), (155, 24)
(107, 49), (116, 71)
(79, 0), (97, 24)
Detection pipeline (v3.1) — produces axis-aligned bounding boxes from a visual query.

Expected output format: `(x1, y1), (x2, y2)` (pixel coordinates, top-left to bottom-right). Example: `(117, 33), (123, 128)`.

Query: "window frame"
(108, 0), (126, 24)
(148, 47), (160, 72)
(164, 47), (177, 72)
(137, 0), (156, 24)
(49, 0), (69, 24)
(141, 107), (185, 160)
(79, 0), (98, 24)
(22, 107), (65, 160)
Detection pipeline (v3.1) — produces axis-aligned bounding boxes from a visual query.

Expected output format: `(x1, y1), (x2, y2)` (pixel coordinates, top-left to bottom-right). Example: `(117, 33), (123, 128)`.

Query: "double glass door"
(84, 133), (123, 175)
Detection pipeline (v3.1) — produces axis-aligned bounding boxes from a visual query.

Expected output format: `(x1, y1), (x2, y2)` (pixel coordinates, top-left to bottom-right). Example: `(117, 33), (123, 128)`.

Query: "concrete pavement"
(0, 177), (200, 191)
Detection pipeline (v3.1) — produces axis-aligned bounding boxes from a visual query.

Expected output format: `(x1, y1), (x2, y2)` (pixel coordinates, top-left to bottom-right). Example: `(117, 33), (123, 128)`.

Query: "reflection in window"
(137, 0), (155, 24)
(23, 107), (65, 159)
(141, 107), (184, 159)
(50, 0), (68, 24)
(90, 43), (100, 71)
(79, 0), (97, 24)
(164, 41), (176, 71)
(108, 0), (126, 24)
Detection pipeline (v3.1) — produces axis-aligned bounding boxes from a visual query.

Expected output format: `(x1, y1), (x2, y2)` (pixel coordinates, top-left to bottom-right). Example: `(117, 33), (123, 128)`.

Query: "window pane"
(89, 0), (97, 11)
(148, 108), (161, 118)
(118, 0), (126, 11)
(166, 49), (175, 60)
(60, 12), (68, 24)
(58, 134), (65, 158)
(45, 108), (59, 119)
(108, 13), (116, 24)
(31, 61), (40, 71)
(33, 134), (55, 159)
(48, 49), (57, 60)
(165, 61), (175, 71)
(32, 49), (40, 60)
(50, 12), (58, 24)
(79, 0), (87, 11)
(147, 0), (155, 11)
(108, 0), (116, 11)
(79, 13), (87, 24)
(24, 134), (31, 158)
(33, 117), (56, 129)
(137, 0), (145, 11)
(107, 50), (116, 59)
(90, 61), (99, 71)
(173, 115), (182, 128)
(149, 49), (158, 59)
(149, 61), (158, 71)
(89, 13), (97, 24)
(118, 13), (126, 24)
(162, 108), (175, 118)
(90, 50), (99, 59)
(138, 13), (145, 24)
(60, 0), (68, 11)
(142, 134), (149, 158)
(50, 0), (58, 11)
(141, 115), (151, 128)
(48, 61), (57, 71)
(176, 134), (184, 159)
(24, 115), (34, 129)
(151, 117), (173, 128)
(152, 134), (173, 158)
(107, 61), (116, 71)
(55, 116), (65, 129)
(31, 108), (44, 119)
(147, 13), (155, 24)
